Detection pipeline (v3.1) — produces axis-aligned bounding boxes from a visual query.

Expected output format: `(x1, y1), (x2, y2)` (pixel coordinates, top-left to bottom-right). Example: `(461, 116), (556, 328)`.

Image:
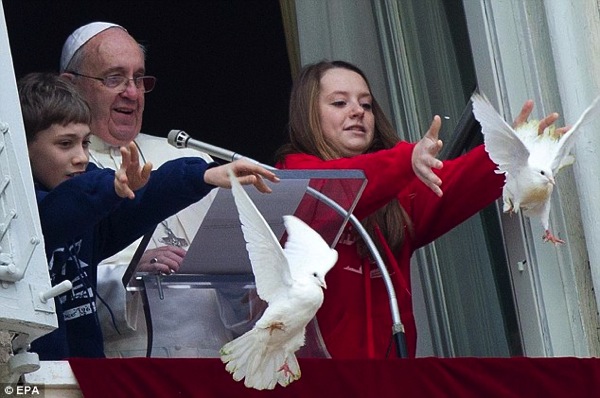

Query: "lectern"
(124, 169), (366, 357)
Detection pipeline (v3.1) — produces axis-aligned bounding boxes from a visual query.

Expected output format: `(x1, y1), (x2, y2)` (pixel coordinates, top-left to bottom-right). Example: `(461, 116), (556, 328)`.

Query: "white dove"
(472, 92), (600, 244)
(220, 168), (338, 390)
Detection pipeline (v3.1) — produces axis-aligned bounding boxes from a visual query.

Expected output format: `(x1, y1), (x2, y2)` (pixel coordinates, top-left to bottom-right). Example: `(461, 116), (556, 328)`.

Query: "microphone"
(167, 130), (275, 170)
(168, 130), (244, 163)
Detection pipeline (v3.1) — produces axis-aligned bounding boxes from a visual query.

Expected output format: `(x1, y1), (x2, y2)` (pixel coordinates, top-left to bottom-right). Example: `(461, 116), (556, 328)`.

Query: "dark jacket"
(31, 158), (216, 359)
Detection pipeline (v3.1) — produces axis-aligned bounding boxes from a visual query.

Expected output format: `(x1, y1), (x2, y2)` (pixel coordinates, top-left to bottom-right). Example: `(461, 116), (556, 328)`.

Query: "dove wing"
(471, 92), (530, 175)
(228, 169), (293, 303)
(551, 95), (600, 173)
(281, 215), (337, 280)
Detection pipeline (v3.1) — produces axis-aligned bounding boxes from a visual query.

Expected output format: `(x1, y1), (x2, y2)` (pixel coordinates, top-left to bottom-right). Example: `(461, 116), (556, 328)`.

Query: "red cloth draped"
(69, 357), (600, 398)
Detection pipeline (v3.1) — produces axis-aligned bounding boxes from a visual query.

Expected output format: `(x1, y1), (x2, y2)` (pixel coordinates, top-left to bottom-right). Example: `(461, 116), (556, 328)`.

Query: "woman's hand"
(412, 115), (444, 197)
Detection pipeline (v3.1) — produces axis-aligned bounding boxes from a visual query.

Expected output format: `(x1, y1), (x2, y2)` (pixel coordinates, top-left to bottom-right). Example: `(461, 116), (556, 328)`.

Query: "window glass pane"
(374, 0), (522, 356)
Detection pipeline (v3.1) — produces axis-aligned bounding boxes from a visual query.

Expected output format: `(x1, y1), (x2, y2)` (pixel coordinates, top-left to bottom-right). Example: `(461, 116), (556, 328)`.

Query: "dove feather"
(550, 95), (600, 173)
(471, 92), (530, 177)
(282, 214), (338, 281)
(221, 168), (337, 390)
(228, 169), (292, 302)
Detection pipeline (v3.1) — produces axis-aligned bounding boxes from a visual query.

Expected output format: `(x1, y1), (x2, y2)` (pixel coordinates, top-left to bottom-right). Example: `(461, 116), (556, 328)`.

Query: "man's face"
(28, 123), (91, 190)
(71, 28), (146, 146)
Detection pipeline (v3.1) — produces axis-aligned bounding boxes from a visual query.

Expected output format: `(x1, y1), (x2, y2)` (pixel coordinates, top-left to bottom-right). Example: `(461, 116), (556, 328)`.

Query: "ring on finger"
(150, 257), (158, 264)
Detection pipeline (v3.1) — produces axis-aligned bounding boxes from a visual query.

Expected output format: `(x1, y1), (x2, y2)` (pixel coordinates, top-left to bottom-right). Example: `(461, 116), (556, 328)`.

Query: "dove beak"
(320, 280), (327, 290)
(549, 176), (556, 185)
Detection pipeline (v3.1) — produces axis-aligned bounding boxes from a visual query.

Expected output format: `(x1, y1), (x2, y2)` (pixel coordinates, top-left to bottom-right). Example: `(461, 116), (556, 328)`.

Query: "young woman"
(276, 60), (563, 359)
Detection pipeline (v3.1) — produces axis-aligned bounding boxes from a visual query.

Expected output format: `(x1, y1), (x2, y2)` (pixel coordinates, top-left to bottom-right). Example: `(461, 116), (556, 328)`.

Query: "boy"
(18, 72), (277, 359)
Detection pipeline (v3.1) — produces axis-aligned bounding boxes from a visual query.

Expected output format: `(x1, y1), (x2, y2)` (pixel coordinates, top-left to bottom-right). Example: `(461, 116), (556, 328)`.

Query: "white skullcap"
(60, 22), (126, 72)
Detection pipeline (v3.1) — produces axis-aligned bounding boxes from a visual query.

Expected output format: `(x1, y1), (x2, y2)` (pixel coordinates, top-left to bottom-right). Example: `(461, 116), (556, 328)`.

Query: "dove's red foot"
(268, 321), (285, 335)
(543, 230), (565, 245)
(278, 361), (293, 377)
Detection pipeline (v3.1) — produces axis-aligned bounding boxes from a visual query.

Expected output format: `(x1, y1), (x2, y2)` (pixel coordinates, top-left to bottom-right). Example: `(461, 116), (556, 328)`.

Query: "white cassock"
(92, 133), (238, 357)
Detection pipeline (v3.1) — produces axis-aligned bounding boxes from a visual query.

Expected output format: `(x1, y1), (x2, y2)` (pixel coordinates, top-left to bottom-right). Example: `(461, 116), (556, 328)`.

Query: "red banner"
(69, 357), (600, 398)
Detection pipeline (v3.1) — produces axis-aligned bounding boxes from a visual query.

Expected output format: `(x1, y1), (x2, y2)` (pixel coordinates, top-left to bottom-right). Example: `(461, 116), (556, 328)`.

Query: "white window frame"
(463, 0), (600, 357)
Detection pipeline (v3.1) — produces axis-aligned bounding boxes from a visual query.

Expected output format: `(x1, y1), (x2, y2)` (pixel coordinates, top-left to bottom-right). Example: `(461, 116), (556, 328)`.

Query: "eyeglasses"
(66, 71), (157, 93)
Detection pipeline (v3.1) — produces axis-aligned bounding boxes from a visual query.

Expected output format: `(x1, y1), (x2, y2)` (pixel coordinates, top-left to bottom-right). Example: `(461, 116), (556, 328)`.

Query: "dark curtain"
(3, 1), (292, 165)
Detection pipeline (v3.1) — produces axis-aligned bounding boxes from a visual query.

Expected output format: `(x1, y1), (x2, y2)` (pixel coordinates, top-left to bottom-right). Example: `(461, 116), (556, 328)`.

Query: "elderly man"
(60, 22), (236, 357)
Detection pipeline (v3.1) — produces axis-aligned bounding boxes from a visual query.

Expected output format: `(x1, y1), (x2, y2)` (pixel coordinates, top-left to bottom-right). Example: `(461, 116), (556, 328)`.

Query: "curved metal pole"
(304, 187), (407, 358)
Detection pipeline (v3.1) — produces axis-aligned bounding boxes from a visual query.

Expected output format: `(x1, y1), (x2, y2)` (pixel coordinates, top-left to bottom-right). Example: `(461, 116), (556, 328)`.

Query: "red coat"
(277, 142), (503, 359)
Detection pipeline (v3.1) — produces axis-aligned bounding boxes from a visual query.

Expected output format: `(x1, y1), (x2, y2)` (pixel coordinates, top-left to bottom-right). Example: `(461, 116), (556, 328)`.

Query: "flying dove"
(472, 92), (600, 244)
(220, 168), (337, 390)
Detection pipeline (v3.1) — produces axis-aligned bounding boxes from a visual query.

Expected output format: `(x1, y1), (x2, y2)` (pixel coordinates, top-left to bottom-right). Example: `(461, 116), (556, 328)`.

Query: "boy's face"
(28, 123), (91, 190)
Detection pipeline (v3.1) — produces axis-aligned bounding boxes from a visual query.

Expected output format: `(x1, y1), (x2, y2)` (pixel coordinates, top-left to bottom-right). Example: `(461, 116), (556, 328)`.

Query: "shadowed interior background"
(4, 1), (292, 165)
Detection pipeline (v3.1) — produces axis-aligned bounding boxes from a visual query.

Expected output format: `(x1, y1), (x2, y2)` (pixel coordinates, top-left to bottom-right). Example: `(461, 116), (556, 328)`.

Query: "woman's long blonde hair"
(276, 60), (412, 255)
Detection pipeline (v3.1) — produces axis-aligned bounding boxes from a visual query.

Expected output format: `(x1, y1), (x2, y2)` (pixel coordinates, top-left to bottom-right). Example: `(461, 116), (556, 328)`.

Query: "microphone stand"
(168, 131), (407, 358)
